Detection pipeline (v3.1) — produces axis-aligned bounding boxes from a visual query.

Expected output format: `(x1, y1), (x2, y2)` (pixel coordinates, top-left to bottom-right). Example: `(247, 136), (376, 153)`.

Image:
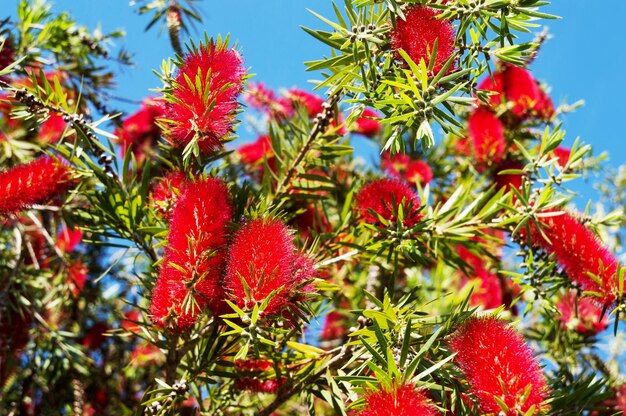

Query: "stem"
(165, 333), (180, 385)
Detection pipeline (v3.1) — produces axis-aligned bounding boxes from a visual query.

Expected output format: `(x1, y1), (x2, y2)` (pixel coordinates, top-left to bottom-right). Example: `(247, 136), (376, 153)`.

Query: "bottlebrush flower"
(0, 156), (73, 216)
(82, 323), (108, 350)
(236, 135), (274, 166)
(390, 4), (456, 74)
(286, 89), (325, 118)
(115, 98), (164, 163)
(477, 63), (554, 121)
(244, 82), (293, 119)
(449, 317), (550, 415)
(225, 218), (315, 315)
(150, 177), (233, 331)
(56, 226), (82, 253)
(164, 41), (245, 154)
(150, 171), (188, 217)
(234, 359), (286, 393)
(67, 260), (88, 297)
(405, 160), (434, 186)
(320, 310), (345, 342)
(353, 382), (436, 416)
(0, 37), (14, 81)
(39, 113), (68, 143)
(556, 291), (608, 336)
(130, 343), (165, 367)
(522, 209), (620, 306)
(355, 178), (422, 227)
(351, 108), (382, 138)
(468, 107), (506, 166)
(552, 146), (571, 167)
(493, 160), (524, 193)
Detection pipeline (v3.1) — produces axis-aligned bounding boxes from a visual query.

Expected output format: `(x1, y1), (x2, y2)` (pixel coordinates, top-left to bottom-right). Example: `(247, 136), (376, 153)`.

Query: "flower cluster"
(555, 291), (608, 336)
(449, 317), (550, 415)
(233, 359), (286, 394)
(381, 151), (433, 187)
(353, 382), (436, 416)
(0, 157), (73, 216)
(149, 170), (188, 217)
(225, 218), (315, 315)
(150, 177), (233, 331)
(522, 209), (620, 306)
(115, 98), (164, 165)
(390, 4), (456, 74)
(355, 178), (422, 228)
(163, 40), (245, 154)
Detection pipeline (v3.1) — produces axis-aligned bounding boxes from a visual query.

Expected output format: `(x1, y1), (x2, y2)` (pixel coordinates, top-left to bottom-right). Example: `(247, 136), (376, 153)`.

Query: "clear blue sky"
(11, 1), (626, 170)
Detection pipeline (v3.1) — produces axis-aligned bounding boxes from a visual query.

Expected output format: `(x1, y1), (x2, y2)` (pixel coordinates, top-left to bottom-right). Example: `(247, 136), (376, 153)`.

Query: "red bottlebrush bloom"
(405, 160), (434, 186)
(468, 107), (506, 166)
(0, 37), (14, 81)
(0, 156), (72, 216)
(150, 171), (188, 217)
(493, 160), (524, 193)
(390, 5), (456, 75)
(381, 151), (410, 178)
(556, 291), (608, 336)
(150, 177), (233, 331)
(355, 178), (422, 227)
(287, 89), (325, 118)
(477, 63), (554, 121)
(67, 260), (88, 297)
(164, 41), (245, 154)
(320, 310), (345, 342)
(523, 209), (620, 306)
(115, 98), (164, 163)
(234, 359), (286, 394)
(449, 317), (550, 415)
(352, 108), (382, 138)
(56, 226), (82, 253)
(237, 135), (274, 166)
(225, 218), (315, 315)
(244, 82), (293, 119)
(291, 203), (331, 241)
(457, 238), (505, 310)
(121, 310), (142, 333)
(82, 323), (108, 350)
(552, 146), (571, 167)
(39, 113), (68, 143)
(354, 382), (436, 416)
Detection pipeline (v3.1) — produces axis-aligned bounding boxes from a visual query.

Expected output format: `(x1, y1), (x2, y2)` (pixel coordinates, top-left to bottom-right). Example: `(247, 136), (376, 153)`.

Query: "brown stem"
(165, 333), (180, 385)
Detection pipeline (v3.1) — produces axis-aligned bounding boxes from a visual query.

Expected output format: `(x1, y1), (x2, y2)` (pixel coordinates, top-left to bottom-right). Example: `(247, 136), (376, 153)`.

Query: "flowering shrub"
(0, 0), (624, 415)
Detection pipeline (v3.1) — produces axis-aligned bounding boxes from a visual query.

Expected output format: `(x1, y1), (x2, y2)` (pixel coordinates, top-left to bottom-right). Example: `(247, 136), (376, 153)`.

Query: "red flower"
(320, 310), (345, 342)
(286, 89), (325, 118)
(468, 107), (506, 166)
(150, 177), (233, 331)
(355, 178), (422, 227)
(244, 82), (293, 119)
(130, 343), (165, 367)
(225, 218), (315, 315)
(39, 113), (68, 143)
(556, 291), (608, 336)
(493, 160), (524, 193)
(552, 146), (571, 167)
(390, 5), (456, 74)
(352, 108), (382, 138)
(237, 135), (274, 166)
(381, 151), (410, 178)
(449, 317), (550, 415)
(150, 171), (188, 217)
(354, 382), (436, 416)
(67, 260), (88, 297)
(405, 160), (433, 186)
(115, 98), (164, 163)
(164, 41), (245, 154)
(522, 210), (620, 306)
(0, 157), (73, 216)
(121, 310), (142, 333)
(234, 359), (286, 393)
(82, 323), (108, 350)
(56, 226), (83, 253)
(0, 37), (14, 81)
(477, 63), (554, 121)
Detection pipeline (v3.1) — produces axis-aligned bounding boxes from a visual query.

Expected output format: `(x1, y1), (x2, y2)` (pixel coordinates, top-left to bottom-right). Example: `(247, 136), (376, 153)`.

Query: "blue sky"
(12, 1), (626, 170)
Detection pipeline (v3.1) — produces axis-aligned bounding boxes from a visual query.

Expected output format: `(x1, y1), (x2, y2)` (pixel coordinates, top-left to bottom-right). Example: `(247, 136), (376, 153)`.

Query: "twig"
(166, 3), (184, 56)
